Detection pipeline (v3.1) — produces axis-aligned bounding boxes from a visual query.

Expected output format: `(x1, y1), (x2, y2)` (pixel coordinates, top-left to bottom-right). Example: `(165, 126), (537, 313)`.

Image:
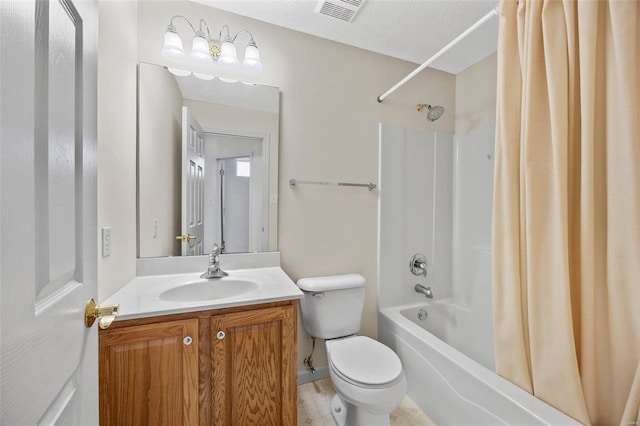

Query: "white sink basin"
(159, 279), (259, 302)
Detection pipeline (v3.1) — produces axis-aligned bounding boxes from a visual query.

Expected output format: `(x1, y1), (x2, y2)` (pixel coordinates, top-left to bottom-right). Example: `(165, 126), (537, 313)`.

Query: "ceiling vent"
(315, 0), (367, 23)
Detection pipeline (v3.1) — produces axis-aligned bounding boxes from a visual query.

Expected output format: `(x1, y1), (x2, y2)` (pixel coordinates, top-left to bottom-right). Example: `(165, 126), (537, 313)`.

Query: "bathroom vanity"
(98, 264), (302, 425)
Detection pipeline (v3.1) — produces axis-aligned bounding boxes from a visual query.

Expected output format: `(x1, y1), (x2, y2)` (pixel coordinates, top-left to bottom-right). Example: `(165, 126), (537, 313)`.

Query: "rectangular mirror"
(137, 62), (279, 257)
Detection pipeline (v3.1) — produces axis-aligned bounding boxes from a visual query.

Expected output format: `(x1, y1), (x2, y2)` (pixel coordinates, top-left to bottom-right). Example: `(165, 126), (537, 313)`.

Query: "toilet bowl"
(326, 336), (407, 426)
(296, 274), (407, 426)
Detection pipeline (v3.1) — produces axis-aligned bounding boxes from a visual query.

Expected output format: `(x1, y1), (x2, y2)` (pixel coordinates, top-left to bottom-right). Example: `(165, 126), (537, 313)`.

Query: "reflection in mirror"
(137, 62), (279, 257)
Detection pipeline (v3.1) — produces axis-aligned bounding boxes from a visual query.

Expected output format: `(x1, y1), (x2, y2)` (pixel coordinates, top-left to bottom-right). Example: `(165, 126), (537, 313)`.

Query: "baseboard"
(297, 365), (329, 385)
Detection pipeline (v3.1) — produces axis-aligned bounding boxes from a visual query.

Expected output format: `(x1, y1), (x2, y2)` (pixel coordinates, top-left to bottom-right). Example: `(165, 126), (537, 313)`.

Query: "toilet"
(297, 274), (407, 426)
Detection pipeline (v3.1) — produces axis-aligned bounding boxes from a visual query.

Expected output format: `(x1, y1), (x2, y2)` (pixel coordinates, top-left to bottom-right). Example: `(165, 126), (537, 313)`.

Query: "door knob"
(84, 298), (119, 329)
(176, 234), (198, 242)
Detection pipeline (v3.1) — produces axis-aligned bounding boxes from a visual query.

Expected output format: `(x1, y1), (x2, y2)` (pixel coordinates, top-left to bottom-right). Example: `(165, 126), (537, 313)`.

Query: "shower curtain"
(492, 1), (640, 425)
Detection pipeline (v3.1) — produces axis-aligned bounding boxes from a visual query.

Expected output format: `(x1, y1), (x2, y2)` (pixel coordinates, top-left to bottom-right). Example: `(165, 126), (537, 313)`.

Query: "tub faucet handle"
(410, 254), (428, 277)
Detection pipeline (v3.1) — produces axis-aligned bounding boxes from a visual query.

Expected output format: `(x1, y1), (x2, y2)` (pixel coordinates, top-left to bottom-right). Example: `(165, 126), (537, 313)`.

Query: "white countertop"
(103, 267), (304, 321)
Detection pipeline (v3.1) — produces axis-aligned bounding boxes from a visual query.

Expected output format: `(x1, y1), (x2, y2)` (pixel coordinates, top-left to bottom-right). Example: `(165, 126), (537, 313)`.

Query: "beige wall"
(97, 0), (138, 301)
(99, 0), (456, 370)
(455, 53), (497, 134)
(138, 63), (184, 257)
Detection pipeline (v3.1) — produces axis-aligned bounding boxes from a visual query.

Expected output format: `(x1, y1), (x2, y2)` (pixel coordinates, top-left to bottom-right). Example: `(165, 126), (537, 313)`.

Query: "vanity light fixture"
(161, 15), (263, 72)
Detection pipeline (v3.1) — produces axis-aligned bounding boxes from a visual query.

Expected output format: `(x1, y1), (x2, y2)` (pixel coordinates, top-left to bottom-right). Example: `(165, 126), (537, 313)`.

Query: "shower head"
(416, 104), (445, 122)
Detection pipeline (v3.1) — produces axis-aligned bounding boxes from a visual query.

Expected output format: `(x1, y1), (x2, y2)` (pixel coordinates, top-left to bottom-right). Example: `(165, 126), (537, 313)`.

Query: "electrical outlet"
(102, 227), (112, 257)
(153, 219), (158, 238)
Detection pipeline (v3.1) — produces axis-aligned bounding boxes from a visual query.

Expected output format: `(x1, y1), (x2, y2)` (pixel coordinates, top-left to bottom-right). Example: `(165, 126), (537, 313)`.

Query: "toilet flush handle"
(310, 292), (324, 298)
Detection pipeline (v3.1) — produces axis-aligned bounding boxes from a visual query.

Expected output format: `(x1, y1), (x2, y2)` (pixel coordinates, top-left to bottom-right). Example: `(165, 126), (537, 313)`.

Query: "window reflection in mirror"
(137, 62), (279, 257)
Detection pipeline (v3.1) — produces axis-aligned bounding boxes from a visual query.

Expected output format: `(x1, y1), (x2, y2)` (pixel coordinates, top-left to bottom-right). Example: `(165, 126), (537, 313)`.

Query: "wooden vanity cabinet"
(99, 318), (200, 425)
(99, 301), (297, 426)
(211, 305), (297, 425)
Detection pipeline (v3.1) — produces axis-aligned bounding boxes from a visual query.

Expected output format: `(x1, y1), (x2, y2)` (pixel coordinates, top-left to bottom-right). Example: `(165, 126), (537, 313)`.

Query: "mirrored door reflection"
(207, 134), (266, 254)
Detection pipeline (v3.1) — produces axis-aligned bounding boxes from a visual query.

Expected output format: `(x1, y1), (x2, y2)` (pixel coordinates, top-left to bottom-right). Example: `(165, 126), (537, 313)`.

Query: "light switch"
(153, 219), (158, 238)
(102, 227), (112, 257)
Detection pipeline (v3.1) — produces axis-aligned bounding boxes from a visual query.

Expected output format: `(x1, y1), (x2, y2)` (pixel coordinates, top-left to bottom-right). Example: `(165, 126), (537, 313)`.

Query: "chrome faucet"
(410, 254), (427, 277)
(414, 284), (433, 298)
(201, 244), (228, 279)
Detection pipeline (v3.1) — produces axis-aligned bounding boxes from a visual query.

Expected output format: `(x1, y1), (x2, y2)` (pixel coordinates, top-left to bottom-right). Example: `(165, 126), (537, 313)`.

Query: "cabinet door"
(99, 319), (199, 426)
(211, 305), (296, 425)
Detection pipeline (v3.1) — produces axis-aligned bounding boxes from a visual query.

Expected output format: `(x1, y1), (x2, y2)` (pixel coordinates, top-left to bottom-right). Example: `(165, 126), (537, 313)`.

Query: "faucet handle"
(410, 254), (428, 277)
(211, 244), (221, 255)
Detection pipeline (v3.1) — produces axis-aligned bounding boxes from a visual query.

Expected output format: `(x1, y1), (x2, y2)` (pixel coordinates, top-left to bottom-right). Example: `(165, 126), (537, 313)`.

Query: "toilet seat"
(329, 336), (403, 388)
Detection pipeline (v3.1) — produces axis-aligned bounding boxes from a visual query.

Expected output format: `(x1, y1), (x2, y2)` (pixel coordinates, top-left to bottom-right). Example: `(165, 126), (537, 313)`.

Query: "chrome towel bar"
(289, 178), (376, 191)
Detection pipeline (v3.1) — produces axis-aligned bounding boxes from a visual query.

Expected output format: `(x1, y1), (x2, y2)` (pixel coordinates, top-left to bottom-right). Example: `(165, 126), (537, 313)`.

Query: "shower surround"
(377, 123), (579, 424)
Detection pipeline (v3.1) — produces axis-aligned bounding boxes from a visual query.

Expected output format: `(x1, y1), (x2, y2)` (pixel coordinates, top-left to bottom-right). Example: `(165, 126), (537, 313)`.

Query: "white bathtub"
(378, 302), (581, 425)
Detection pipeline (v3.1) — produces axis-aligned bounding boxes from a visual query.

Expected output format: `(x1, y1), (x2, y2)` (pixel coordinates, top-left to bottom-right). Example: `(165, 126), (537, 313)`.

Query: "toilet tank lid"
(297, 274), (366, 292)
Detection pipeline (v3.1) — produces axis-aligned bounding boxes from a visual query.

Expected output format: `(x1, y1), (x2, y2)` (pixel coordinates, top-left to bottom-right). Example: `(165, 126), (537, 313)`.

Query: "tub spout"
(415, 284), (433, 298)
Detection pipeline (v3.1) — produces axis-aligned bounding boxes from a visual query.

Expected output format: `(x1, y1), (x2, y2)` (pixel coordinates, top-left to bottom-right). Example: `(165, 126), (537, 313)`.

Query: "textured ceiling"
(192, 0), (499, 74)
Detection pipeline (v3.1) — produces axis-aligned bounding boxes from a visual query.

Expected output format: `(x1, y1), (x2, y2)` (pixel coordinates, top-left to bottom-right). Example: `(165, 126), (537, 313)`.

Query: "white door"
(0, 0), (99, 424)
(181, 107), (205, 255)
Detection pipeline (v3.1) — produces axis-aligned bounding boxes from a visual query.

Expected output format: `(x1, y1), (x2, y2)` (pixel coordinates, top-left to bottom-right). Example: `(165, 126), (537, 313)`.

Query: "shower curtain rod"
(377, 7), (499, 103)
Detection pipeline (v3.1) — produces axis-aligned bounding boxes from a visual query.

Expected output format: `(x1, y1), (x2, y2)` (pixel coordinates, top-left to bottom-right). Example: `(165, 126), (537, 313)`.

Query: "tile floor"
(297, 378), (437, 426)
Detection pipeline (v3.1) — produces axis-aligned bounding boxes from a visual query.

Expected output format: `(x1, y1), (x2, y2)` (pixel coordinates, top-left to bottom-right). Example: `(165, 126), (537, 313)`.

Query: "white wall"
(97, 0), (138, 301)
(449, 54), (497, 369)
(138, 62), (183, 257)
(378, 126), (454, 308)
(449, 124), (495, 369)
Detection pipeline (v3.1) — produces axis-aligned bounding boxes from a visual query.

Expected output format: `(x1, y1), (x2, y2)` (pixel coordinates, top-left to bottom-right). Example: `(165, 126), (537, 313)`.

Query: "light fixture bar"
(161, 16), (263, 72)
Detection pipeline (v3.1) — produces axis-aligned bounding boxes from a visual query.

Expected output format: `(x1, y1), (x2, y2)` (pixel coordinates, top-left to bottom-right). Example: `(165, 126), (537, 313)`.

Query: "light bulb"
(243, 43), (263, 72)
(161, 26), (185, 61)
(191, 33), (212, 65)
(242, 40), (262, 71)
(218, 39), (238, 66)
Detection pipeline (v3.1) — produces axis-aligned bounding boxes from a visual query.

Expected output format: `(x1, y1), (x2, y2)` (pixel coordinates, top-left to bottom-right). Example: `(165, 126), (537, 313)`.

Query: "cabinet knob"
(216, 331), (225, 340)
(183, 336), (193, 346)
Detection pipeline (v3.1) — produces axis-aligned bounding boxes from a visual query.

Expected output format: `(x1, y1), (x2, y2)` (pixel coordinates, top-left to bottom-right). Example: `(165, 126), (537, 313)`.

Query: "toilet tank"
(296, 274), (367, 339)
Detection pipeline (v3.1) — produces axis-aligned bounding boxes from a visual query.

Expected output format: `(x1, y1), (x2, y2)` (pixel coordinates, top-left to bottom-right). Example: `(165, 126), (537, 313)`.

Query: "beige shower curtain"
(492, 0), (640, 425)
